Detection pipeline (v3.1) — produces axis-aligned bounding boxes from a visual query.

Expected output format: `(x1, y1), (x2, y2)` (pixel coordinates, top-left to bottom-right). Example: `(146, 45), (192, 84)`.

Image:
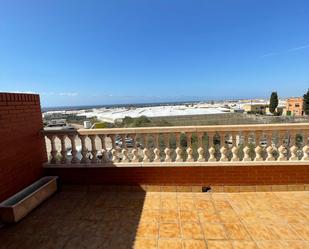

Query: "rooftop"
(1, 186), (309, 249)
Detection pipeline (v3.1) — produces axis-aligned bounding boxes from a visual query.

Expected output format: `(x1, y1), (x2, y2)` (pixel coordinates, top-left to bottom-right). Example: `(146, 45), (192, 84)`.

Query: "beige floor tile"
(211, 185), (224, 192)
(288, 185), (305, 191)
(212, 193), (228, 200)
(202, 223), (227, 239)
(207, 240), (233, 249)
(223, 223), (252, 240)
(224, 186), (240, 193)
(232, 241), (258, 249)
(158, 239), (183, 249)
(238, 212), (260, 224)
(178, 200), (195, 210)
(179, 210), (199, 222)
(198, 211), (221, 223)
(256, 241), (285, 249)
(134, 238), (157, 249)
(181, 222), (204, 239)
(136, 222), (158, 238)
(143, 199), (161, 209)
(161, 186), (177, 192)
(160, 210), (179, 222)
(290, 223), (309, 240)
(256, 185), (272, 192)
(161, 199), (178, 209)
(272, 185), (288, 191)
(245, 223), (279, 240)
(218, 210), (240, 223)
(280, 241), (309, 249)
(140, 210), (160, 222)
(213, 200), (233, 210)
(183, 239), (207, 249)
(239, 186), (256, 192)
(192, 186), (202, 192)
(177, 186), (192, 192)
(283, 214), (308, 223)
(159, 223), (181, 238)
(147, 186), (161, 192)
(194, 199), (215, 211)
(270, 223), (301, 240)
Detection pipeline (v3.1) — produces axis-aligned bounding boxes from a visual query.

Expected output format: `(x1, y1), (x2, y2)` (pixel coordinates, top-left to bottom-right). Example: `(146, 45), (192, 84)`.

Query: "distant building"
(233, 108), (245, 113)
(46, 119), (66, 127)
(286, 97), (304, 116)
(243, 103), (267, 114)
(83, 121), (92, 129)
(266, 106), (285, 115)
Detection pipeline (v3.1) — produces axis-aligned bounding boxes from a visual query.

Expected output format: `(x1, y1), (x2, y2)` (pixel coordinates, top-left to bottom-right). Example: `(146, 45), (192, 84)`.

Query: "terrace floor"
(0, 186), (309, 249)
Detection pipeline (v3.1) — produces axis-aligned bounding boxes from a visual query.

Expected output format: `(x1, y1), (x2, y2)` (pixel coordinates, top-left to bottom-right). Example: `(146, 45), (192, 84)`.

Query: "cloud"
(59, 92), (79, 96)
(1, 90), (38, 94)
(41, 92), (79, 97)
(260, 52), (278, 58)
(287, 44), (309, 52)
(261, 43), (309, 58)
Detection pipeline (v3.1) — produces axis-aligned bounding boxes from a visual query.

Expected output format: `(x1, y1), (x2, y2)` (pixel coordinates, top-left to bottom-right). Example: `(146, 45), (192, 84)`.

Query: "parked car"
(115, 136), (143, 148)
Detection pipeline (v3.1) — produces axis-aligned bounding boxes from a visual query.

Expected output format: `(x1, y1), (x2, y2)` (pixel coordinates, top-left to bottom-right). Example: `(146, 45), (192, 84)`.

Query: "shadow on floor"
(0, 185), (147, 249)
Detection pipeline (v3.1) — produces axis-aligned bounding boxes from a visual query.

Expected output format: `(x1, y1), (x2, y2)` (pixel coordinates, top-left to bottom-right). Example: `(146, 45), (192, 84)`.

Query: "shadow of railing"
(0, 184), (147, 249)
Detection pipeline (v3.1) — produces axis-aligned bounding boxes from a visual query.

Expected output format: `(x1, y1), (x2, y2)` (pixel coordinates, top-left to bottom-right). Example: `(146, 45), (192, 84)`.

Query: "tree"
(303, 89), (309, 115)
(269, 92), (278, 114)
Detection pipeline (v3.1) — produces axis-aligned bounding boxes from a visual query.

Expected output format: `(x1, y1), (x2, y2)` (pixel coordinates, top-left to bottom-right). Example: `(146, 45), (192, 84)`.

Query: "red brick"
(0, 92), (46, 202)
(44, 165), (309, 186)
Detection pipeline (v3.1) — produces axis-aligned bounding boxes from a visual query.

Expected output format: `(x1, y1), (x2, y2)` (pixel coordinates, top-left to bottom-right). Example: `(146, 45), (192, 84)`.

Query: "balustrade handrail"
(75, 122), (309, 135)
(42, 123), (309, 136)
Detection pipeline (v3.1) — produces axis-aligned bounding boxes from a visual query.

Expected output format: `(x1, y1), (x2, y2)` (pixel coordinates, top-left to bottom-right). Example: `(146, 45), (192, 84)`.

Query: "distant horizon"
(41, 94), (294, 110)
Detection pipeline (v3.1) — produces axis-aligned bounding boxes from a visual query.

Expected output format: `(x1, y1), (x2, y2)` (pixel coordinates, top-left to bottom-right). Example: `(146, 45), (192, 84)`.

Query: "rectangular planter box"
(0, 176), (58, 223)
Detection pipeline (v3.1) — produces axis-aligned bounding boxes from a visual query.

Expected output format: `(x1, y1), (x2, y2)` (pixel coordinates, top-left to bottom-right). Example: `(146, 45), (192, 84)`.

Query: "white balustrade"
(43, 123), (309, 166)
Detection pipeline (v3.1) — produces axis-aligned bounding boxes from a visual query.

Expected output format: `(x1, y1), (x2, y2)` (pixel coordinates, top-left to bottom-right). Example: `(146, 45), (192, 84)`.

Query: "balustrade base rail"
(43, 161), (309, 168)
(44, 164), (309, 186)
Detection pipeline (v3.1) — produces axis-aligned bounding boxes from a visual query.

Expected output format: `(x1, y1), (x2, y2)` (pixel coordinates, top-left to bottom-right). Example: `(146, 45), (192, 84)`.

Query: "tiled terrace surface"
(0, 187), (309, 249)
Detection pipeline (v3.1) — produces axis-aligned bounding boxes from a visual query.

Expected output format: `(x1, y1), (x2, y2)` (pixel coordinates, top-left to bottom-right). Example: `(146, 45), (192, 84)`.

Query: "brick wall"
(0, 93), (47, 202)
(45, 165), (309, 186)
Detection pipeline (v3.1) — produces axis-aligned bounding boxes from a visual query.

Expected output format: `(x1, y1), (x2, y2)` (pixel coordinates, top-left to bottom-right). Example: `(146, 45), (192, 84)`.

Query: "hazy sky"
(0, 0), (309, 107)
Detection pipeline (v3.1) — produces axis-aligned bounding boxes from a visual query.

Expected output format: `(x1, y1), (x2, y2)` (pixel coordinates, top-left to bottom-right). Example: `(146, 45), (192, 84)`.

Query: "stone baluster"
(143, 134), (150, 162)
(242, 132), (251, 161)
(208, 132), (216, 162)
(289, 131), (298, 161)
(110, 135), (119, 163)
(186, 133), (194, 162)
(197, 132), (205, 162)
(153, 134), (161, 162)
(231, 131), (239, 161)
(131, 134), (139, 162)
(59, 135), (68, 164)
(164, 134), (172, 162)
(220, 133), (228, 162)
(301, 131), (309, 161)
(175, 133), (183, 162)
(99, 135), (109, 162)
(68, 134), (79, 163)
(80, 135), (90, 164)
(266, 132), (275, 161)
(277, 131), (287, 161)
(254, 131), (263, 161)
(89, 135), (98, 163)
(48, 135), (58, 164)
(121, 134), (130, 162)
